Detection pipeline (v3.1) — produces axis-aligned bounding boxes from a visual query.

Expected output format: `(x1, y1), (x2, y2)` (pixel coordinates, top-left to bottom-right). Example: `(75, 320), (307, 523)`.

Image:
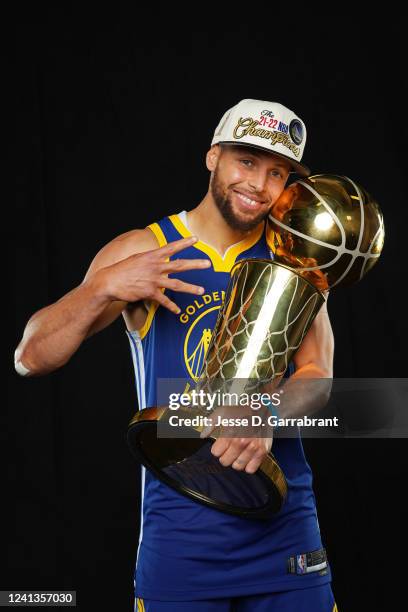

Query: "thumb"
(199, 422), (216, 439)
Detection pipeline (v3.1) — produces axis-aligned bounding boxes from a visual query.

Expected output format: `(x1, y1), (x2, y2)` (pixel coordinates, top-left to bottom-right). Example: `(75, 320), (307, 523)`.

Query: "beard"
(210, 167), (269, 232)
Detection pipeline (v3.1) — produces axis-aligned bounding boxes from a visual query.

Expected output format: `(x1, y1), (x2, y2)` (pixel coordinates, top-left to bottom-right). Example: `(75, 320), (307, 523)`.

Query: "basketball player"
(15, 100), (338, 611)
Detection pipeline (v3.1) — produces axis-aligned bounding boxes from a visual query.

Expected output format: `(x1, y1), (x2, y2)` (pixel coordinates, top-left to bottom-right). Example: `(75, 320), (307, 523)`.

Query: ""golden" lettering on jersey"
(179, 291), (226, 324)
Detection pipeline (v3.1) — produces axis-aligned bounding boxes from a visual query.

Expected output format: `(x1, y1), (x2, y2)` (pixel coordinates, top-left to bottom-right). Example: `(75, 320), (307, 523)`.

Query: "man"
(15, 99), (337, 611)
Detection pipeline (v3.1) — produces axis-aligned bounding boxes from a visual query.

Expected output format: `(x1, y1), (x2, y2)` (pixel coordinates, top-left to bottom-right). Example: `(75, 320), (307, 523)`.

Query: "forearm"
(14, 273), (112, 376)
(275, 370), (333, 420)
(280, 308), (334, 418)
(264, 305), (334, 419)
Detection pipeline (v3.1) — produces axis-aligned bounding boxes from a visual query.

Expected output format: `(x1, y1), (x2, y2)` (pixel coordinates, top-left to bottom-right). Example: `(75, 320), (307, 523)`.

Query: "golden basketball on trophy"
(267, 174), (385, 290)
(127, 174), (385, 519)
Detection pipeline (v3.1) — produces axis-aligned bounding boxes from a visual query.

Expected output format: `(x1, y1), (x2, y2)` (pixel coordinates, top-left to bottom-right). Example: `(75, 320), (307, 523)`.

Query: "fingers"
(150, 278), (205, 315)
(145, 238), (211, 311)
(162, 258), (211, 273)
(244, 454), (267, 474)
(231, 441), (268, 474)
(210, 437), (232, 459)
(211, 438), (270, 474)
(151, 273), (207, 313)
(157, 236), (199, 257)
(154, 237), (211, 271)
(159, 277), (204, 296)
(151, 289), (182, 315)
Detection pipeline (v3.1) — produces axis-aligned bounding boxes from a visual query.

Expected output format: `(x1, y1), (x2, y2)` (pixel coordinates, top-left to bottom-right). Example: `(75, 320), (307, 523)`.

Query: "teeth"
(236, 192), (259, 207)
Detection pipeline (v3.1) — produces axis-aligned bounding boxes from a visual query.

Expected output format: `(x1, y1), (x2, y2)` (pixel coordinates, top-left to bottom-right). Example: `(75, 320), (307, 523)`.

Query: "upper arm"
(83, 227), (159, 281)
(83, 227), (160, 338)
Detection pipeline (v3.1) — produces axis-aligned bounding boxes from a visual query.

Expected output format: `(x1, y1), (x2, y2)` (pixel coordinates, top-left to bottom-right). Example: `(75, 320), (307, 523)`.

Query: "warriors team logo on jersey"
(184, 306), (220, 380)
(179, 290), (226, 381)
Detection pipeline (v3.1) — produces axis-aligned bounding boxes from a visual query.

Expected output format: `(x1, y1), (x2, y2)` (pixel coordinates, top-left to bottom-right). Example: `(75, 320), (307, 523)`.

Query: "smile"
(233, 191), (263, 209)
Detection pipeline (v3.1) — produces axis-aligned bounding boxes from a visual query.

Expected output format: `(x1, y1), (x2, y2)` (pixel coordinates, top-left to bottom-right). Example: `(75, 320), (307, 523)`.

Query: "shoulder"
(105, 226), (161, 258)
(84, 225), (162, 278)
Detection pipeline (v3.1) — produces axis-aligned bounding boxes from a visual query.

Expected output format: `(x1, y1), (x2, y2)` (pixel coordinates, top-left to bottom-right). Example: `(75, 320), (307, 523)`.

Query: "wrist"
(85, 269), (116, 304)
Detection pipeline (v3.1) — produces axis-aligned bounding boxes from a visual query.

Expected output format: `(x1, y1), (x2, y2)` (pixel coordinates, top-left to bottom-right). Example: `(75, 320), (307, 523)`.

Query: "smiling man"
(208, 144), (292, 231)
(15, 99), (337, 611)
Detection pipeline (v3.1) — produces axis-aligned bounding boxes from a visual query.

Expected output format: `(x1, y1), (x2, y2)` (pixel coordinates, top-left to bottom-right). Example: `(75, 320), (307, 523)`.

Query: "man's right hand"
(14, 231), (210, 376)
(98, 235), (211, 314)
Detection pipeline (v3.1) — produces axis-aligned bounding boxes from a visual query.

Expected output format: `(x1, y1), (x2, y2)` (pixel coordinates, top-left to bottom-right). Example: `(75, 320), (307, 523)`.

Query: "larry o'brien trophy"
(127, 174), (384, 519)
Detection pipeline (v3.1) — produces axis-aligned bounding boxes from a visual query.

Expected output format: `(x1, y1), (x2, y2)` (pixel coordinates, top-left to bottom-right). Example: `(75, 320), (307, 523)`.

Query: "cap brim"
(216, 141), (310, 177)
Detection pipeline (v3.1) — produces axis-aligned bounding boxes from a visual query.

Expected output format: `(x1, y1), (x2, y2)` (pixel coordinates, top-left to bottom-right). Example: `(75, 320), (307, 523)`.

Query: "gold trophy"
(268, 174), (384, 289)
(127, 174), (384, 519)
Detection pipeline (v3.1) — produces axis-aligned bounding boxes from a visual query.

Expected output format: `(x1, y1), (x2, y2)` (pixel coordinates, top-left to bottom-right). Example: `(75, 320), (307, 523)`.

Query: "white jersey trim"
(126, 328), (147, 593)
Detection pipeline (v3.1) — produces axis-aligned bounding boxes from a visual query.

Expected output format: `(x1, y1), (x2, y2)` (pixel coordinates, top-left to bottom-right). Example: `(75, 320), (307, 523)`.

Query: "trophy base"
(127, 407), (288, 520)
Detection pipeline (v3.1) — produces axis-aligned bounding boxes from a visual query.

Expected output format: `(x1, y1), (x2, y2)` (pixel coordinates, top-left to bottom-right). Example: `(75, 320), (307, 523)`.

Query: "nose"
(248, 169), (268, 193)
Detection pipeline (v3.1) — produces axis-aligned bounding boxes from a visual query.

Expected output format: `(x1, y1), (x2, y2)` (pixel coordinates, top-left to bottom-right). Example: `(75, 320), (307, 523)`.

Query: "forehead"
(221, 144), (291, 170)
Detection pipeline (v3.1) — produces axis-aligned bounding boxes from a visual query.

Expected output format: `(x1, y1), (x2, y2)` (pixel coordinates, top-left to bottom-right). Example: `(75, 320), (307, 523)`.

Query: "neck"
(187, 191), (264, 257)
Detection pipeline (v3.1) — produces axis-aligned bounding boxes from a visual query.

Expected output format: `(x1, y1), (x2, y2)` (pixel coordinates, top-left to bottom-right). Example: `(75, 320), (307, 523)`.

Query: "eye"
(270, 169), (284, 179)
(240, 159), (253, 166)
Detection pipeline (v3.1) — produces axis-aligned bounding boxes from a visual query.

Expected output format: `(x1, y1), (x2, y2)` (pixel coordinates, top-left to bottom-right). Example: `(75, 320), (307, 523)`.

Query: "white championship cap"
(211, 99), (310, 177)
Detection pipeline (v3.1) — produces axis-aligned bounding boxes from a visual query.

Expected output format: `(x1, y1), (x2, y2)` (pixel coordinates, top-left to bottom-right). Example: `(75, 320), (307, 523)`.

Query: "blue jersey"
(126, 211), (331, 601)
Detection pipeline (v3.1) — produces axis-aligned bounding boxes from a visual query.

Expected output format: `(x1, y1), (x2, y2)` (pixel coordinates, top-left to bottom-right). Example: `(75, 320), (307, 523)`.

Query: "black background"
(12, 14), (407, 611)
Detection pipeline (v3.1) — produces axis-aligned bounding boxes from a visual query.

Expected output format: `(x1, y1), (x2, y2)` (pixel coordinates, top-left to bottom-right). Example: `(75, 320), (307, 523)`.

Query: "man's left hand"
(199, 405), (273, 474)
(210, 436), (272, 474)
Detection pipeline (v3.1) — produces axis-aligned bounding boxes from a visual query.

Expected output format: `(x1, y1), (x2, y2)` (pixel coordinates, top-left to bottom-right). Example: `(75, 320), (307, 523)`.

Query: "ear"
(206, 144), (221, 171)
